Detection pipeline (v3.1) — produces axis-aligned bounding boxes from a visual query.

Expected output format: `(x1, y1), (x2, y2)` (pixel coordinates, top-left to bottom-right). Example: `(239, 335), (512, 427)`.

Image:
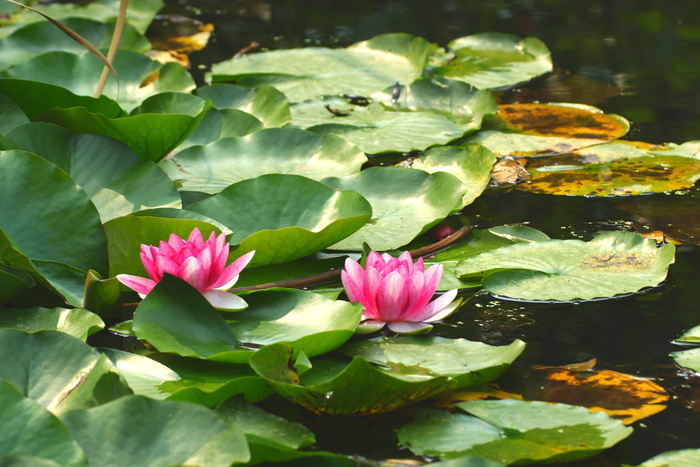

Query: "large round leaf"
(194, 83), (291, 128)
(1, 123), (181, 221)
(456, 231), (676, 301)
(323, 167), (466, 250)
(159, 127), (367, 194)
(40, 93), (211, 162)
(249, 343), (457, 415)
(0, 307), (103, 341)
(187, 174), (372, 265)
(99, 348), (181, 400)
(0, 91), (29, 133)
(0, 380), (87, 467)
(398, 400), (632, 464)
(0, 329), (130, 414)
(430, 33), (553, 89)
(0, 150), (108, 304)
(0, 264), (34, 304)
(60, 395), (250, 467)
(342, 336), (525, 388)
(209, 33), (430, 102)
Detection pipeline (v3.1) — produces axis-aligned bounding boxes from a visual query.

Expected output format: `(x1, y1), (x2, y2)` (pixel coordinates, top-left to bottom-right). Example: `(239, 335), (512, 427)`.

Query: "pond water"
(148, 1), (700, 463)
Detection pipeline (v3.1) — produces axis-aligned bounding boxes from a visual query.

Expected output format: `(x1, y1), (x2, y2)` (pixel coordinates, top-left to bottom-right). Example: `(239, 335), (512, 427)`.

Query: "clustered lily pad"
(0, 1), (690, 465)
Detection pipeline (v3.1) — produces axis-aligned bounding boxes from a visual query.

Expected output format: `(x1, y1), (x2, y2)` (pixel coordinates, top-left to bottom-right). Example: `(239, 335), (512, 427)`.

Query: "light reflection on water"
(152, 1), (700, 463)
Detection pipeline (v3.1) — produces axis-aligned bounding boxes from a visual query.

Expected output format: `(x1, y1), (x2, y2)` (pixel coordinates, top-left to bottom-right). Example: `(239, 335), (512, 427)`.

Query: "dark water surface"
(152, 1), (700, 463)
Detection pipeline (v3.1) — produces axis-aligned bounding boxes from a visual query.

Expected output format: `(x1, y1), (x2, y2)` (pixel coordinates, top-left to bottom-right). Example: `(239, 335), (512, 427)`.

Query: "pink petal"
(178, 256), (208, 291)
(155, 254), (180, 280)
(376, 271), (407, 322)
(116, 274), (156, 296)
(187, 228), (205, 249)
(202, 290), (248, 310)
(341, 258), (366, 303)
(411, 289), (459, 323)
(365, 251), (384, 271)
(396, 271), (427, 321)
(211, 250), (255, 290)
(167, 233), (186, 252)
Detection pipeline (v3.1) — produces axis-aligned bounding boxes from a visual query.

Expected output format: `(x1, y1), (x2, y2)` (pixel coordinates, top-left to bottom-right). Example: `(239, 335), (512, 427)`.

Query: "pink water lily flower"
(116, 228), (254, 310)
(341, 251), (460, 334)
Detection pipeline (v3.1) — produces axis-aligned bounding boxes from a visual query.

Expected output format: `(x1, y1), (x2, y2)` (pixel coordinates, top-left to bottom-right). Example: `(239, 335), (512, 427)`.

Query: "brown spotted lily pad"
(463, 103), (630, 157)
(517, 140), (700, 196)
(456, 231), (676, 301)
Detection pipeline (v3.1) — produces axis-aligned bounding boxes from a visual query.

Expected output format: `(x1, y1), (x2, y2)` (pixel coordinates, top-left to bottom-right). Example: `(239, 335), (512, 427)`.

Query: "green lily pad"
(0, 78), (125, 120)
(0, 307), (103, 341)
(193, 83), (291, 128)
(640, 448), (700, 466)
(342, 336), (525, 388)
(0, 17), (150, 71)
(152, 353), (273, 406)
(428, 226), (551, 290)
(0, 150), (108, 305)
(1, 123), (181, 221)
(40, 92), (211, 162)
(99, 348), (181, 400)
(0, 264), (34, 304)
(0, 380), (87, 467)
(178, 108), (263, 149)
(83, 270), (122, 315)
(518, 141), (700, 196)
(103, 215), (222, 277)
(670, 325), (700, 373)
(323, 167), (466, 250)
(0, 329), (131, 414)
(411, 144), (496, 206)
(429, 33), (553, 89)
(160, 127), (367, 194)
(249, 343), (457, 415)
(0, 92), (29, 133)
(2, 51), (194, 110)
(60, 395), (250, 467)
(456, 231), (675, 301)
(398, 400), (632, 464)
(187, 174), (373, 265)
(209, 33), (430, 102)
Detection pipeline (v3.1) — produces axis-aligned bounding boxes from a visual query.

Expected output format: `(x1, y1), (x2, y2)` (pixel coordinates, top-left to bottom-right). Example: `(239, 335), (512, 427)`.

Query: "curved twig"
(230, 225), (474, 292)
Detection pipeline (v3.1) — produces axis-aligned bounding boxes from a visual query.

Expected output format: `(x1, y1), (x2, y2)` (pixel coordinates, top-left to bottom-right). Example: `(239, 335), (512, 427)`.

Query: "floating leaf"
(160, 127), (367, 194)
(342, 336), (525, 388)
(0, 329), (131, 413)
(525, 361), (668, 424)
(398, 400), (633, 464)
(429, 33), (553, 89)
(60, 395), (250, 467)
(517, 141), (700, 196)
(209, 33), (430, 102)
(640, 448), (700, 467)
(40, 92), (210, 162)
(0, 380), (87, 467)
(0, 307), (103, 341)
(188, 174), (372, 265)
(249, 343), (457, 415)
(99, 348), (180, 400)
(456, 231), (675, 301)
(83, 270), (122, 315)
(1, 123), (181, 220)
(323, 167), (466, 250)
(193, 83), (291, 128)
(0, 264), (34, 304)
(0, 150), (108, 305)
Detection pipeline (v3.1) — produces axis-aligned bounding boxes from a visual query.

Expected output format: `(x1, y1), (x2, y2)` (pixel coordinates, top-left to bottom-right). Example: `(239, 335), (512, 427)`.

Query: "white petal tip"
(387, 321), (434, 335)
(355, 320), (386, 335)
(203, 290), (248, 311)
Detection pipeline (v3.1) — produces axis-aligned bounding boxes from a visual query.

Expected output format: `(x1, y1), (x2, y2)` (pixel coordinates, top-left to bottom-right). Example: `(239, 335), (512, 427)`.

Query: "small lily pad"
(640, 448), (700, 467)
(456, 231), (675, 301)
(429, 33), (553, 89)
(398, 400), (633, 464)
(0, 307), (103, 341)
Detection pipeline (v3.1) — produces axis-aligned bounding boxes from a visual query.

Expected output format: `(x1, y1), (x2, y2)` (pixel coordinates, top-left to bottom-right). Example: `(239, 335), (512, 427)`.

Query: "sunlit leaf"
(209, 33), (431, 102)
(0, 307), (103, 341)
(193, 83), (291, 128)
(0, 329), (131, 414)
(187, 174), (372, 265)
(0, 380), (87, 467)
(640, 448), (700, 466)
(60, 395), (250, 467)
(323, 167), (466, 251)
(456, 231), (675, 301)
(99, 348), (180, 400)
(398, 400), (633, 464)
(429, 33), (553, 89)
(159, 127), (367, 194)
(1, 123), (181, 220)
